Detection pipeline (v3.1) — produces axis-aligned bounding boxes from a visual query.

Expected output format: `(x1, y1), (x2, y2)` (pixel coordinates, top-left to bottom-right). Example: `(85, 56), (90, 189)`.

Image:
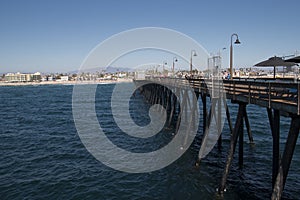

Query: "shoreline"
(0, 78), (133, 86)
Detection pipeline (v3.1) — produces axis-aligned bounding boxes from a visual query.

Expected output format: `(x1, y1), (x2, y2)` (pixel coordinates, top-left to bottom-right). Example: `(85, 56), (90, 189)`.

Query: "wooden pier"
(134, 77), (300, 199)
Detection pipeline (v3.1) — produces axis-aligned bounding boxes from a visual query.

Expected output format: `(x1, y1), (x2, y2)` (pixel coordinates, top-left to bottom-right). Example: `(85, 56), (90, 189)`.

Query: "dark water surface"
(0, 83), (299, 199)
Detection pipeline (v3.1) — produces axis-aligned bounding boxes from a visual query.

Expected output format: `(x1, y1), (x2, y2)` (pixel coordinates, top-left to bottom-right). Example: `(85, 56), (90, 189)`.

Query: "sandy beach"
(0, 78), (133, 86)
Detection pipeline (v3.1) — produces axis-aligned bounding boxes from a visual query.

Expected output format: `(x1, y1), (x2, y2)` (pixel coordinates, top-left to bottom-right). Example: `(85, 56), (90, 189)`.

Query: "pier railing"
(144, 77), (300, 115)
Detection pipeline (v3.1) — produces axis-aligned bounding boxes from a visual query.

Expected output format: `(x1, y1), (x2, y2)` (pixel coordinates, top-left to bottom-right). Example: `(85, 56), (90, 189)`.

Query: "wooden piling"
(243, 105), (254, 144)
(238, 116), (244, 168)
(219, 102), (246, 194)
(223, 98), (233, 135)
(267, 108), (280, 188)
(272, 115), (300, 199)
(280, 116), (300, 189)
(196, 98), (216, 165)
(168, 94), (177, 127)
(218, 98), (222, 150)
(201, 93), (207, 135)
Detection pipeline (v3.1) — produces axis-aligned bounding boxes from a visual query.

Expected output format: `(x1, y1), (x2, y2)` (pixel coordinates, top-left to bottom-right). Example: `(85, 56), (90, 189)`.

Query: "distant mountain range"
(68, 66), (134, 74)
(105, 66), (134, 73)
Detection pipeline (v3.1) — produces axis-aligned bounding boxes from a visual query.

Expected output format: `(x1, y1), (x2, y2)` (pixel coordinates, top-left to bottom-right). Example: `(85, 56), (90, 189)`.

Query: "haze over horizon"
(1, 0), (299, 74)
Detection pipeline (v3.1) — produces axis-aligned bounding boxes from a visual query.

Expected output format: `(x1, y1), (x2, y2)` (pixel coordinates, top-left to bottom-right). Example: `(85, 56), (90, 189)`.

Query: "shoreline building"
(4, 72), (41, 82)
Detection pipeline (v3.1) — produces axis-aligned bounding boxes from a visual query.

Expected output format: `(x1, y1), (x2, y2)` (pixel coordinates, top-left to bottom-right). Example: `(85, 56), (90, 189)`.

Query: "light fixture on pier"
(172, 57), (178, 74)
(163, 61), (168, 75)
(230, 33), (241, 80)
(190, 50), (197, 74)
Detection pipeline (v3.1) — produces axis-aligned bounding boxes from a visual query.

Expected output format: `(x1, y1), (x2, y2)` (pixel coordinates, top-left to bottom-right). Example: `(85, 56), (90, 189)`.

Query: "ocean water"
(0, 83), (299, 199)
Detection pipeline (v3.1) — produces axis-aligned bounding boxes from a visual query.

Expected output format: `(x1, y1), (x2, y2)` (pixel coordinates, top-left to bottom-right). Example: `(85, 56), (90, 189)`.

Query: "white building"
(59, 76), (69, 81)
(4, 72), (41, 82)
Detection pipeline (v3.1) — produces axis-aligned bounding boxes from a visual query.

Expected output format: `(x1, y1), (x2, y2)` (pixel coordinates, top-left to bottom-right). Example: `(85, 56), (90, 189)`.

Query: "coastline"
(0, 78), (133, 87)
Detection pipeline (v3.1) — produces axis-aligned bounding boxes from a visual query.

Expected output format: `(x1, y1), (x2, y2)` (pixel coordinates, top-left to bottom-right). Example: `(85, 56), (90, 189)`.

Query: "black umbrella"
(254, 56), (296, 78)
(285, 56), (300, 63)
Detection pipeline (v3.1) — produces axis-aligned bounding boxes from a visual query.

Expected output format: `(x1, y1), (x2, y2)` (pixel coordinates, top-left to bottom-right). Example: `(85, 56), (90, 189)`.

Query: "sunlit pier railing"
(142, 77), (300, 115)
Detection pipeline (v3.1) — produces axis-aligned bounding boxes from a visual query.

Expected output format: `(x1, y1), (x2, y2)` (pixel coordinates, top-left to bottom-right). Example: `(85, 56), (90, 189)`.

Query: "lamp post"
(155, 64), (161, 76)
(219, 47), (226, 68)
(190, 50), (197, 74)
(229, 33), (241, 80)
(172, 57), (178, 75)
(163, 61), (167, 76)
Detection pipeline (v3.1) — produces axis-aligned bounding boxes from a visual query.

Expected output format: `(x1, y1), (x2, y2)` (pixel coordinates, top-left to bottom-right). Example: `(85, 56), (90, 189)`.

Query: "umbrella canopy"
(285, 56), (300, 63)
(254, 56), (296, 78)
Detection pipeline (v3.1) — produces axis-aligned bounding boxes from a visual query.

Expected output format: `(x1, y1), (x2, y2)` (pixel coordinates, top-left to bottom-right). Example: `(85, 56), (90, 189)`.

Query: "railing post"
(269, 82), (271, 108)
(297, 82), (300, 115)
(248, 81), (251, 103)
(233, 81), (236, 100)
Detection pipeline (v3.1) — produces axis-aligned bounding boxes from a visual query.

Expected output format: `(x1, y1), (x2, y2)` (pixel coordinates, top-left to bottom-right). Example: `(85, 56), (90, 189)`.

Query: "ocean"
(0, 83), (299, 199)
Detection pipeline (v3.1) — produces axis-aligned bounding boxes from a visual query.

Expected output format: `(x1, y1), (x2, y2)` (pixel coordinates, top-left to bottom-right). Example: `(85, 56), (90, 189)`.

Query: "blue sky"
(0, 0), (299, 73)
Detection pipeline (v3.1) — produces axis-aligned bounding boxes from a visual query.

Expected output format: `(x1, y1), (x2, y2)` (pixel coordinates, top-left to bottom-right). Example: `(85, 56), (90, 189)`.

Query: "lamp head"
(193, 51), (197, 56)
(234, 38), (241, 44)
(175, 58), (178, 62)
